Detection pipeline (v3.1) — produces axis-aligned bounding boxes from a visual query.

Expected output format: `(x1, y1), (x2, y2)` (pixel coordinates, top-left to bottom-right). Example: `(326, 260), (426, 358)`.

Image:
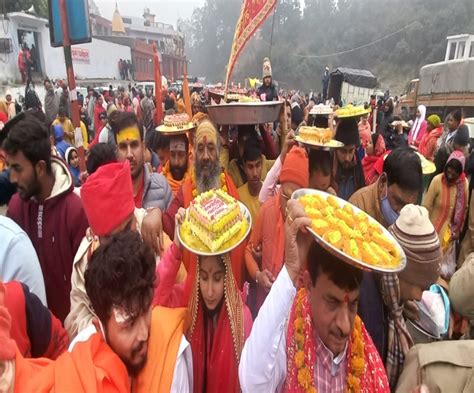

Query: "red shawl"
(435, 151), (467, 237)
(186, 254), (248, 393)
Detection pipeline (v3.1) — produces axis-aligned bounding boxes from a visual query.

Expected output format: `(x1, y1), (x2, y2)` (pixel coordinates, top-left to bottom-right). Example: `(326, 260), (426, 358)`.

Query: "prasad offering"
(178, 189), (251, 255)
(156, 113), (195, 133)
(293, 189), (406, 272)
(335, 104), (369, 119)
(296, 126), (343, 149)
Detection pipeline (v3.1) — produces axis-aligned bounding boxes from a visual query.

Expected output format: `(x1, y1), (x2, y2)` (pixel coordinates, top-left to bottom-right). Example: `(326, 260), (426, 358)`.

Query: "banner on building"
(224, 0), (277, 91)
(71, 47), (90, 64)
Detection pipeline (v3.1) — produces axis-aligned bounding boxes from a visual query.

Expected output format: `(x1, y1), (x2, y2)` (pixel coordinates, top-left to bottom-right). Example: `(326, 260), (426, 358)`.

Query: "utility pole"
(59, 0), (86, 173)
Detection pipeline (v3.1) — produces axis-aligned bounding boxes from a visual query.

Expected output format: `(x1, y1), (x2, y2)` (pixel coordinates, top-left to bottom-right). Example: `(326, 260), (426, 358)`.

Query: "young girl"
(153, 208), (253, 393)
(65, 147), (81, 187)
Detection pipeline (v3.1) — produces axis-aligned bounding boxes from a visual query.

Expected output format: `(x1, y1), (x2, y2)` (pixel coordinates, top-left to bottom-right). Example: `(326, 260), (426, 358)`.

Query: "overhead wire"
(294, 20), (420, 59)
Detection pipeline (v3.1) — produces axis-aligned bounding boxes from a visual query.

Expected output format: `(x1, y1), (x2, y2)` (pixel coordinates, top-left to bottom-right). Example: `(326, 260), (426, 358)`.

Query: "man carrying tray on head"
(156, 118), (194, 196)
(239, 198), (390, 392)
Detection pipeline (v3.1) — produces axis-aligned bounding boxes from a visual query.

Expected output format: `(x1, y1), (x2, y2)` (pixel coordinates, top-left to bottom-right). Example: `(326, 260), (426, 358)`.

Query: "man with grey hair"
(151, 120), (246, 287)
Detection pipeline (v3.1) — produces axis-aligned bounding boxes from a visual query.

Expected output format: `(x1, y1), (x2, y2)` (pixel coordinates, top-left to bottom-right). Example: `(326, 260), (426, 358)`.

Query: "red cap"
(280, 146), (309, 188)
(81, 161), (135, 236)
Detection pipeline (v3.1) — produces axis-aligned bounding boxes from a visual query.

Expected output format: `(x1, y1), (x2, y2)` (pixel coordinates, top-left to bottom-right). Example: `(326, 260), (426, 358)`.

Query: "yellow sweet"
(312, 219), (329, 236)
(299, 193), (400, 269)
(327, 195), (339, 209)
(323, 230), (342, 248)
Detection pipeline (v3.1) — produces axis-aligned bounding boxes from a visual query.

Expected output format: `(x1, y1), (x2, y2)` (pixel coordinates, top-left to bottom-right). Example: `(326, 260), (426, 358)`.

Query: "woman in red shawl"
(153, 209), (253, 393)
(362, 132), (388, 185)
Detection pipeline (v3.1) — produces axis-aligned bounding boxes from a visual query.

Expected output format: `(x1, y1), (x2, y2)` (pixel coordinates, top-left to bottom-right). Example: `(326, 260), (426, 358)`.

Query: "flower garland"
(191, 169), (227, 198)
(291, 288), (365, 393)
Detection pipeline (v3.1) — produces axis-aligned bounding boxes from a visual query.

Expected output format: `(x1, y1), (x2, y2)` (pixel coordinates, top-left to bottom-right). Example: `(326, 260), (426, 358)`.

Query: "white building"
(0, 11), (131, 84)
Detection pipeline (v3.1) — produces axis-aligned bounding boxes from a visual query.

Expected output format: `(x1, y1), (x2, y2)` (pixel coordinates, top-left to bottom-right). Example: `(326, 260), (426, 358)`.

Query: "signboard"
(48, 0), (91, 47)
(71, 47), (90, 64)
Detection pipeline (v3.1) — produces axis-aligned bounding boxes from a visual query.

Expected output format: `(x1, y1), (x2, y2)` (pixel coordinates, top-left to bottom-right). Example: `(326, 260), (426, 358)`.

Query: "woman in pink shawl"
(408, 105), (427, 147)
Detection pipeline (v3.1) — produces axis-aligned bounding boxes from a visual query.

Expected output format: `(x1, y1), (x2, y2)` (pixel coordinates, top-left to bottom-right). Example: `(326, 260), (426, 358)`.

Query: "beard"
(170, 163), (187, 181)
(18, 174), (41, 201)
(124, 341), (148, 376)
(195, 158), (221, 194)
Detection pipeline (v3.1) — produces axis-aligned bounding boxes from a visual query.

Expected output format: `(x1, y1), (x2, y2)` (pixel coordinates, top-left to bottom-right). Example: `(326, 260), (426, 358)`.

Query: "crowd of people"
(1, 57), (474, 392)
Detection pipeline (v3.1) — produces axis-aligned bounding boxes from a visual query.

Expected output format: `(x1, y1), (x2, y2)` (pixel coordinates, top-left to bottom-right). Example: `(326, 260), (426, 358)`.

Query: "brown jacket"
(349, 178), (388, 228)
(396, 341), (474, 393)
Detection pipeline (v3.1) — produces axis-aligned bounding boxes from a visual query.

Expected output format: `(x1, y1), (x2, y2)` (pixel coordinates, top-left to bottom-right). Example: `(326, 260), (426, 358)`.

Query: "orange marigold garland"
(287, 288), (365, 393)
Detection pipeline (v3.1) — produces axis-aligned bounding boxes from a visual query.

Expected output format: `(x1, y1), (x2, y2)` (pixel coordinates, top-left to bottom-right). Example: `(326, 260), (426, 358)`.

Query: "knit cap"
(427, 114), (441, 129)
(389, 204), (441, 289)
(279, 146), (309, 188)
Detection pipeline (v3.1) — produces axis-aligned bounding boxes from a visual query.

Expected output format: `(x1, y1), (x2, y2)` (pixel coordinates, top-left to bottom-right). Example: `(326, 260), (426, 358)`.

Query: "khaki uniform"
(396, 341), (474, 393)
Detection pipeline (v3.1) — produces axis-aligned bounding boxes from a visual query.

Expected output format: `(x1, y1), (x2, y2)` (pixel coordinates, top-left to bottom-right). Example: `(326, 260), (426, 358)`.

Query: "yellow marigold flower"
(295, 350), (305, 368)
(294, 317), (304, 331)
(297, 367), (312, 389)
(352, 358), (365, 375)
(307, 387), (317, 393)
(295, 332), (305, 345)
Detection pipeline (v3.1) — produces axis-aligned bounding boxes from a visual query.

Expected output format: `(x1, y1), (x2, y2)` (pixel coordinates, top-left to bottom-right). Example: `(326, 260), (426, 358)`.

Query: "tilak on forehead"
(117, 126), (141, 144)
(195, 120), (217, 146)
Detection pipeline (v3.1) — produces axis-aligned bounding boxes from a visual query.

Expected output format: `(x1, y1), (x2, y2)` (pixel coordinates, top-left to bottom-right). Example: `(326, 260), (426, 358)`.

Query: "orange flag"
(182, 75), (192, 118)
(153, 44), (163, 125)
(225, 0), (277, 92)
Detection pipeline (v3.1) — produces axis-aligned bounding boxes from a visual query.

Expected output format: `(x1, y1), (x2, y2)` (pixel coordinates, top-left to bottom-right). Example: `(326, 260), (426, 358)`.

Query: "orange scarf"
(14, 333), (130, 393)
(162, 160), (192, 196)
(133, 307), (187, 393)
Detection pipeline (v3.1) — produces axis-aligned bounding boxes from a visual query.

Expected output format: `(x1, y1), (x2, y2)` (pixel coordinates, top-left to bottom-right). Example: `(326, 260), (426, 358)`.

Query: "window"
(470, 43), (474, 58)
(457, 41), (465, 59)
(448, 43), (456, 60)
(122, 17), (132, 24)
(0, 38), (12, 53)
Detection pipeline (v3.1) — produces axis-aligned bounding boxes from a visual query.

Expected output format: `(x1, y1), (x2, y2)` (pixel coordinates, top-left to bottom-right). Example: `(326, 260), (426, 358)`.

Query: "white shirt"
(239, 266), (347, 393)
(239, 265), (296, 392)
(70, 324), (193, 392)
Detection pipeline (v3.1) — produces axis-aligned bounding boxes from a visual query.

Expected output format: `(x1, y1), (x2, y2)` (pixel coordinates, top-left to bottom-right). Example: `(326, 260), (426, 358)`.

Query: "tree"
(183, 0), (474, 93)
(4, 0), (48, 19)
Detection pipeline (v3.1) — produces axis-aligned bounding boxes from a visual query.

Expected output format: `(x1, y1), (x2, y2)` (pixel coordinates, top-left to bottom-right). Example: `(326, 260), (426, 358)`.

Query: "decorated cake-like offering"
(299, 126), (332, 144)
(188, 189), (243, 252)
(163, 113), (192, 128)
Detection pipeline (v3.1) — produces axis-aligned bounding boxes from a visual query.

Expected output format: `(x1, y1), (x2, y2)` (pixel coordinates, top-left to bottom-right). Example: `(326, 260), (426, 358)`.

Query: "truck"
(400, 34), (474, 119)
(327, 67), (377, 106)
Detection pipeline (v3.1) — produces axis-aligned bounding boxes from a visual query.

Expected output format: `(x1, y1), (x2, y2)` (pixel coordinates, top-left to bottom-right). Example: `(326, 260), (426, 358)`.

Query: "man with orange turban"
(245, 146), (309, 316)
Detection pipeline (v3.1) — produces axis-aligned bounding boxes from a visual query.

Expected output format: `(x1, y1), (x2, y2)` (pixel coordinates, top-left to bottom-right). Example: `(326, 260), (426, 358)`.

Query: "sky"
(94, 0), (205, 28)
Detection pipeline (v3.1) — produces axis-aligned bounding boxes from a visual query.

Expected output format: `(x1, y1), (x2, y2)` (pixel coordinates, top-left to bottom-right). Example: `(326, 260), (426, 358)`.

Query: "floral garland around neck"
(289, 288), (365, 393)
(190, 170), (227, 198)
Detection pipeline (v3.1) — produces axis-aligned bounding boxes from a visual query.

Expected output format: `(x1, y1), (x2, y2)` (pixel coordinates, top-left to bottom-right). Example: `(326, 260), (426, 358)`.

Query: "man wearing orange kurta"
(245, 147), (309, 316)
(0, 231), (192, 392)
(158, 120), (245, 289)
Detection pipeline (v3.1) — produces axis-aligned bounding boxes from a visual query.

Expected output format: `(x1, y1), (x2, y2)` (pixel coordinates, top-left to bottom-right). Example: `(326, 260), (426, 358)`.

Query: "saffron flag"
(153, 44), (164, 125)
(225, 0), (277, 92)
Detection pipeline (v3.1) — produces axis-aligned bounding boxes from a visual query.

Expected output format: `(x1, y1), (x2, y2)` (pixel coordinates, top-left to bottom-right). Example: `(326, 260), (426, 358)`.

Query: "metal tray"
(291, 188), (406, 273)
(206, 101), (283, 125)
(177, 201), (252, 256)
